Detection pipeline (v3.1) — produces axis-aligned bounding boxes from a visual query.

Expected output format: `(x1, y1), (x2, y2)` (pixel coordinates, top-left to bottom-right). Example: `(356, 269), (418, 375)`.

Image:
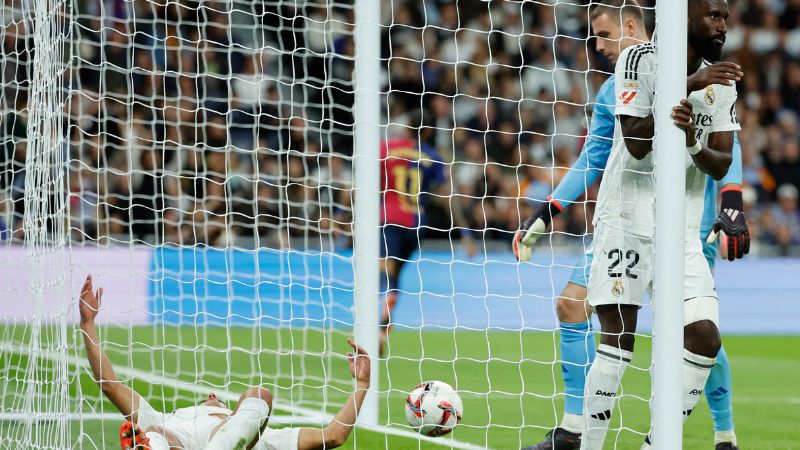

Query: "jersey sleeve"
(720, 131), (743, 186)
(710, 85), (741, 134)
(614, 44), (656, 118)
(550, 77), (616, 207)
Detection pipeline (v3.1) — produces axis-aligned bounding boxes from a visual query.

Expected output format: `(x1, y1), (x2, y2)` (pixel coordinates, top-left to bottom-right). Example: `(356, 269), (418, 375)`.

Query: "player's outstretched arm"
(297, 338), (370, 450)
(79, 274), (140, 421)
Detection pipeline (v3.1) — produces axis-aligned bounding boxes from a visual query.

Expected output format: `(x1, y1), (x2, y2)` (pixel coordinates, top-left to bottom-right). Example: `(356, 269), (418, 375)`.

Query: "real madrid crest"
(705, 86), (715, 105)
(611, 280), (625, 297)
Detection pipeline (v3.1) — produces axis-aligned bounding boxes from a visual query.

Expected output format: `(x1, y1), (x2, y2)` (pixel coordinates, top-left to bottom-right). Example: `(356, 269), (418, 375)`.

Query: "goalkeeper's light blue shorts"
(569, 237), (718, 289)
(568, 244), (593, 288)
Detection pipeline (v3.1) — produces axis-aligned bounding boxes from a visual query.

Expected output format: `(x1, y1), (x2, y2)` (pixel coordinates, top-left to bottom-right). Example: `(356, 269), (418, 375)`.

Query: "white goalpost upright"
(653, 0), (688, 448)
(352, 0), (381, 428)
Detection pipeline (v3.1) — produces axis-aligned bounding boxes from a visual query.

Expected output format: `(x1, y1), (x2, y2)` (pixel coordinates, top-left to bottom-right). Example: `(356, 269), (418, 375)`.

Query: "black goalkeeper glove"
(706, 187), (750, 261)
(513, 199), (563, 262)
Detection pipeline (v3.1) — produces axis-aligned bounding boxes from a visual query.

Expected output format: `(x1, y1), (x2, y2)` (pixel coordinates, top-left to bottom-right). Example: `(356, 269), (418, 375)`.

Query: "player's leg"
(702, 240), (738, 448)
(581, 304), (638, 450)
(379, 225), (417, 355)
(557, 250), (595, 436)
(523, 253), (595, 449)
(582, 227), (651, 450)
(683, 298), (721, 420)
(379, 257), (403, 334)
(706, 347), (737, 447)
(207, 386), (273, 449)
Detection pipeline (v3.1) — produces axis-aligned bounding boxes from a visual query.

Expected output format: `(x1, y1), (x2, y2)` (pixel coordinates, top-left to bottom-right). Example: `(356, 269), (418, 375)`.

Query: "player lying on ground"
(514, 1), (747, 449)
(78, 274), (371, 450)
(378, 130), (476, 356)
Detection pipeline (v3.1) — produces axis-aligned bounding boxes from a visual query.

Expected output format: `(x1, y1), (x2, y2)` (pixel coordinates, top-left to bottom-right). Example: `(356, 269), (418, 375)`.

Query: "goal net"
(0, 0), (666, 448)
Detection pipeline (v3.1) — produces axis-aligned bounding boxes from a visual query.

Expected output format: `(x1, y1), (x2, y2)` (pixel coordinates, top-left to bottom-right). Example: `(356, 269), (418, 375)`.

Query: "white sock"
(560, 412), (584, 434)
(715, 430), (737, 446)
(581, 344), (632, 450)
(206, 397), (271, 448)
(145, 432), (170, 450)
(682, 350), (715, 421)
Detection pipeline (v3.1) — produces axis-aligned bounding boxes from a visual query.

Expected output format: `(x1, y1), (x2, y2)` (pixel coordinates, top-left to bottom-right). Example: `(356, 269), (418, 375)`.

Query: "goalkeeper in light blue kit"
(513, 1), (748, 449)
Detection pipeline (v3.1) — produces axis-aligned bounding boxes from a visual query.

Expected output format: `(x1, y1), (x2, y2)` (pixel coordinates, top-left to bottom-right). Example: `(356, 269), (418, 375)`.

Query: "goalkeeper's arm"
(78, 274), (141, 422)
(514, 80), (615, 262)
(707, 132), (750, 260)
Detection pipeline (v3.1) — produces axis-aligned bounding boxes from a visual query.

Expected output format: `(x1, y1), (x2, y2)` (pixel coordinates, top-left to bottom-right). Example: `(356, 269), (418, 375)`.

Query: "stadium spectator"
(762, 184), (800, 254)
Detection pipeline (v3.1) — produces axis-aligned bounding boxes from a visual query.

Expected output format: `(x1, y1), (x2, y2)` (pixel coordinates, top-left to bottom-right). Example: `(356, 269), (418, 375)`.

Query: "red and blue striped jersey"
(381, 138), (445, 227)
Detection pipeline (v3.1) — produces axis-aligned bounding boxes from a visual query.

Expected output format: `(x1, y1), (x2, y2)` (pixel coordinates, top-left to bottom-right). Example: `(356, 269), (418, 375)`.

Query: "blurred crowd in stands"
(1, 0), (800, 255)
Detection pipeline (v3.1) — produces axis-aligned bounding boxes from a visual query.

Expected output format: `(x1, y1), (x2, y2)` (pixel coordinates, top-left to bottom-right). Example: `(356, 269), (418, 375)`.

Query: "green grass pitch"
(1, 328), (798, 449)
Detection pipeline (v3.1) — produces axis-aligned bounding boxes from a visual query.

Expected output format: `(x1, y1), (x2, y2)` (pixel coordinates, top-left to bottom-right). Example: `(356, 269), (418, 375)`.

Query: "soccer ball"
(404, 380), (463, 436)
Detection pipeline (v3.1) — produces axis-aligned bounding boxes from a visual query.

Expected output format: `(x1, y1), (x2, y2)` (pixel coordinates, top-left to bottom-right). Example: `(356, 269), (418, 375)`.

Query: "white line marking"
(1, 344), (488, 449)
(734, 396), (800, 404)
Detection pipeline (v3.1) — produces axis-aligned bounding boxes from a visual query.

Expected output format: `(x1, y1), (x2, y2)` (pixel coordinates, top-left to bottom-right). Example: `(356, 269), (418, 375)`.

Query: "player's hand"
(79, 274), (103, 325)
(513, 215), (548, 262)
(346, 338), (370, 386)
(672, 100), (697, 147)
(687, 61), (743, 92)
(706, 188), (750, 261)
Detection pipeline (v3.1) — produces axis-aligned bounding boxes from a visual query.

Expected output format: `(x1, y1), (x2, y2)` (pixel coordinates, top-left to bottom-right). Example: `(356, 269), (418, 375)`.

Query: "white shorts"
(588, 222), (716, 307)
(133, 395), (299, 450)
(254, 427), (301, 450)
(134, 396), (227, 449)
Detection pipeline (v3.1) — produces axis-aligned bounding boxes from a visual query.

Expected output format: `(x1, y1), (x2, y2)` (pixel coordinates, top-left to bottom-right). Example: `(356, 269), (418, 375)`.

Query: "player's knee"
(683, 296), (720, 357)
(596, 305), (637, 351)
(244, 386), (274, 410)
(383, 259), (398, 279)
(556, 287), (590, 323)
(684, 320), (721, 358)
(600, 331), (635, 352)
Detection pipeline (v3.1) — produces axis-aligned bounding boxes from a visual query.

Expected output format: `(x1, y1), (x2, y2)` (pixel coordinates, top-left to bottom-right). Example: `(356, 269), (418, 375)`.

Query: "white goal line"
(1, 344), (489, 450)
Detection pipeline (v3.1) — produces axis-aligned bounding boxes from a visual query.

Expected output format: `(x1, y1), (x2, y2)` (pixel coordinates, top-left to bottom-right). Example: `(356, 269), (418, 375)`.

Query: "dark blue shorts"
(381, 224), (421, 262)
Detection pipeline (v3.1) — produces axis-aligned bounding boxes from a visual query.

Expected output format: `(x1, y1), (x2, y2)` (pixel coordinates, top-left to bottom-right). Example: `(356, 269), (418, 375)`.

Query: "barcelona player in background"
(378, 129), (476, 356)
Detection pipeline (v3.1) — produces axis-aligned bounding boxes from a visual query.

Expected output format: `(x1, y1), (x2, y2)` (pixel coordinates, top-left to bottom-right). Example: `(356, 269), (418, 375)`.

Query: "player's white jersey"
(147, 404), (231, 448)
(594, 43), (740, 238)
(136, 396), (300, 450)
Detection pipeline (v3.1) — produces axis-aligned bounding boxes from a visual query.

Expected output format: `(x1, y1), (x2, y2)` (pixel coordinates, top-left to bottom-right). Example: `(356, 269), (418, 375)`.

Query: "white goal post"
(653, 0), (688, 448)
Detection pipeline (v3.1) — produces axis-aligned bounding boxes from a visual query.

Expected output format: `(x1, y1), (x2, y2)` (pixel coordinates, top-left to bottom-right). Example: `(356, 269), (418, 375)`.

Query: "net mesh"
(0, 1), (663, 448)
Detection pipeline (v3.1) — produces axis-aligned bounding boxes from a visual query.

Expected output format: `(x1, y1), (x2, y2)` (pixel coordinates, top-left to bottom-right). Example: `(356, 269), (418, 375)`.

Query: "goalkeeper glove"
(513, 199), (563, 262)
(706, 186), (750, 261)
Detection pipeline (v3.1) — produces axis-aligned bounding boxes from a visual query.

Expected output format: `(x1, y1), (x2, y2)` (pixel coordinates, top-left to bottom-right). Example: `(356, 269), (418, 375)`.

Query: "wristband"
(533, 197), (564, 228)
(720, 186), (744, 211)
(687, 141), (702, 156)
